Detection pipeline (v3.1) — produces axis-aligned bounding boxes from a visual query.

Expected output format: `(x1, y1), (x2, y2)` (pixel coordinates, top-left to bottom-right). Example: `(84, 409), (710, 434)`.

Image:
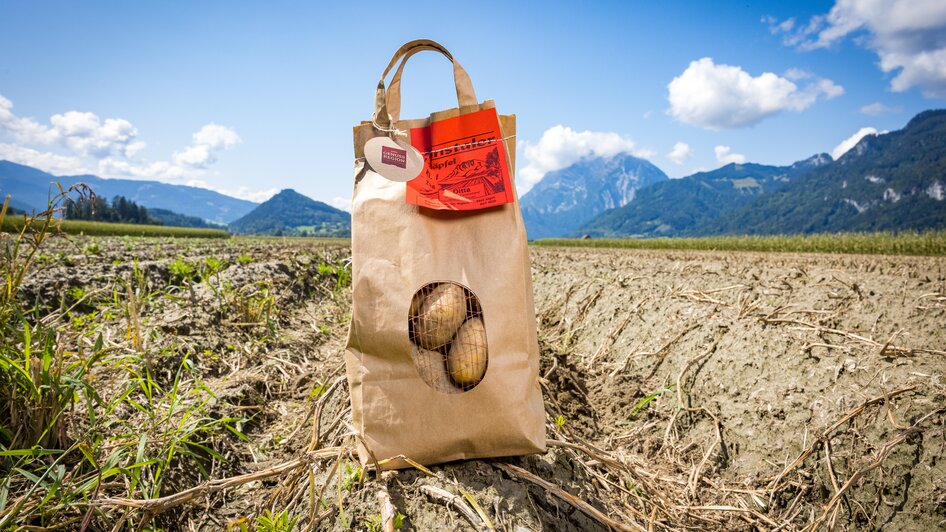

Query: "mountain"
(520, 154), (668, 239)
(149, 208), (227, 229)
(229, 189), (350, 236)
(0, 160), (257, 224)
(577, 155), (830, 237)
(705, 110), (946, 235)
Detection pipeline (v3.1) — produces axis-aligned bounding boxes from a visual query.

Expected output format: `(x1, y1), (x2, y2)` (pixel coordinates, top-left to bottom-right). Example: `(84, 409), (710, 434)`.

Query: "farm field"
(1, 215), (231, 238)
(2, 234), (945, 531)
(534, 230), (946, 256)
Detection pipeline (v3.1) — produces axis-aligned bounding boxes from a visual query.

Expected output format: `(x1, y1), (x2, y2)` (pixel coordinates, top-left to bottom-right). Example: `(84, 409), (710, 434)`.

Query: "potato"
(447, 317), (488, 387)
(408, 283), (431, 318)
(410, 343), (461, 393)
(412, 283), (467, 349)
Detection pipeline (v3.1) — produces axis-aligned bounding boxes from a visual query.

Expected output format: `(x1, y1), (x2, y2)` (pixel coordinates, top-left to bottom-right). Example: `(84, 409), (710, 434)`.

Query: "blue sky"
(1, 1), (943, 209)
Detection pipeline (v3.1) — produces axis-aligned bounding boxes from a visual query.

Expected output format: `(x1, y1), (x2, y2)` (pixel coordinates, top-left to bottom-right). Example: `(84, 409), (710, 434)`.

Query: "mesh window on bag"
(408, 282), (488, 393)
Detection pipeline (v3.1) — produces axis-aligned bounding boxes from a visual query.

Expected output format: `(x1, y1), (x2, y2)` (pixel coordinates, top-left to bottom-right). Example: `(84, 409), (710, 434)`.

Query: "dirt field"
(7, 236), (946, 531)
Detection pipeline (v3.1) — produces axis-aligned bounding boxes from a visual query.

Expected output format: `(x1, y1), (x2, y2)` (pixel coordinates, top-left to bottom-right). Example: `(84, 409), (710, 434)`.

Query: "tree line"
(64, 195), (159, 225)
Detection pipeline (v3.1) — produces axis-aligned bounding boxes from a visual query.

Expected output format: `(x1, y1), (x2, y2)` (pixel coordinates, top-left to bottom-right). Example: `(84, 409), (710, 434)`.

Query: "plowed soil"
(17, 237), (946, 531)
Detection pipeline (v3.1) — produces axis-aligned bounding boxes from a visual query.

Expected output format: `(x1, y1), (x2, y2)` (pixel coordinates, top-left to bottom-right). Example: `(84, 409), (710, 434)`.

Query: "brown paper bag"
(346, 39), (546, 467)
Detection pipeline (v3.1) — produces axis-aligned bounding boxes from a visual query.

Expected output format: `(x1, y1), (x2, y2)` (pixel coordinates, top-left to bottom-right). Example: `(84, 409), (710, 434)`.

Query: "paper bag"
(346, 39), (546, 467)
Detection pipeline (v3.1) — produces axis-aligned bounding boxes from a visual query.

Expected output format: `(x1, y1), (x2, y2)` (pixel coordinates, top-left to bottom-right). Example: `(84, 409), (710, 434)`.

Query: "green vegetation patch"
(2, 216), (230, 238)
(533, 230), (946, 256)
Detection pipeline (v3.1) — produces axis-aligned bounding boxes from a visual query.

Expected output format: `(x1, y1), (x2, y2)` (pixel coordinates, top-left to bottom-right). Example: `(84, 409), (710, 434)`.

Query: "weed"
(169, 258), (197, 285)
(630, 387), (673, 419)
(0, 189), (100, 451)
(214, 280), (278, 332)
(67, 285), (87, 303)
(236, 254), (253, 265)
(0, 190), (252, 528)
(202, 256), (228, 278)
(316, 259), (351, 292)
(341, 460), (362, 491)
(82, 241), (101, 255)
(365, 511), (405, 531)
(109, 352), (250, 499)
(309, 382), (327, 399)
(253, 509), (298, 532)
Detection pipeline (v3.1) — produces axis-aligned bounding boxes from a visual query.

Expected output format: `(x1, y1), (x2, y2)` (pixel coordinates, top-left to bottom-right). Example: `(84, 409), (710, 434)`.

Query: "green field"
(533, 230), (946, 256)
(1, 215), (231, 238)
(5, 210), (944, 255)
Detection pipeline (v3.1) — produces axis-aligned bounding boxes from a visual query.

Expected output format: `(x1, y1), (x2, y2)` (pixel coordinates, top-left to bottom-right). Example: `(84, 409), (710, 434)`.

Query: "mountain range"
(701, 110), (946, 235)
(229, 189), (350, 236)
(0, 160), (256, 224)
(577, 154), (831, 237)
(523, 110), (945, 238)
(520, 154), (668, 239)
(2, 109), (944, 238)
(0, 160), (350, 235)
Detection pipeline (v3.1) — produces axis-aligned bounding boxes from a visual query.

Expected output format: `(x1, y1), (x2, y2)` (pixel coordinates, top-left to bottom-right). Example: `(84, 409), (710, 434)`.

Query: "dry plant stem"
(762, 317), (946, 356)
(492, 462), (644, 532)
(766, 386), (916, 492)
(805, 407), (945, 531)
(310, 445), (348, 532)
(667, 335), (725, 496)
(419, 485), (490, 532)
(99, 447), (342, 513)
(377, 486), (397, 532)
(611, 321), (699, 378)
(546, 437), (676, 512)
(307, 375), (346, 451)
(674, 505), (778, 528)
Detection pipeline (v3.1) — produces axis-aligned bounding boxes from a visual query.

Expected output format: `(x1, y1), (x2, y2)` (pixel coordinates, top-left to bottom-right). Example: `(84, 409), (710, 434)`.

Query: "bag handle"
(373, 39), (478, 127)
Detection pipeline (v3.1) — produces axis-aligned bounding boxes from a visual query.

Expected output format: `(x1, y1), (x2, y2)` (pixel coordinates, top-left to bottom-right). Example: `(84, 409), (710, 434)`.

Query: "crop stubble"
(4, 236), (946, 531)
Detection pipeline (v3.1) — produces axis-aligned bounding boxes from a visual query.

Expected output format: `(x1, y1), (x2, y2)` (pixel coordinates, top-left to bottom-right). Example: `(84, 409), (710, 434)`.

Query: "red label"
(407, 108), (513, 210)
(381, 145), (407, 168)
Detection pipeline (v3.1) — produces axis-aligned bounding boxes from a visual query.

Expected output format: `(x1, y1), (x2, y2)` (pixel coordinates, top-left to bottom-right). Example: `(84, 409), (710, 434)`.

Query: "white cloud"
(0, 143), (88, 175)
(764, 14), (827, 49)
(667, 58), (844, 129)
(784, 67), (812, 80)
(667, 142), (693, 165)
(517, 125), (652, 194)
(831, 126), (884, 159)
(192, 123), (240, 149)
(0, 95), (59, 145)
(331, 196), (352, 212)
(224, 187), (278, 203)
(815, 78), (846, 99)
(97, 158), (192, 181)
(173, 123), (241, 167)
(0, 97), (142, 158)
(183, 179), (277, 203)
(124, 140), (147, 157)
(859, 102), (901, 116)
(0, 93), (247, 201)
(768, 0), (946, 98)
(714, 145), (747, 165)
(50, 112), (138, 158)
(172, 144), (212, 167)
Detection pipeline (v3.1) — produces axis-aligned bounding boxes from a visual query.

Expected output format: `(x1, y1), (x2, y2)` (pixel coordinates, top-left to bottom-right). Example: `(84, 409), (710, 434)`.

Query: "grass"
(533, 230), (946, 256)
(0, 192), (250, 529)
(2, 215), (230, 239)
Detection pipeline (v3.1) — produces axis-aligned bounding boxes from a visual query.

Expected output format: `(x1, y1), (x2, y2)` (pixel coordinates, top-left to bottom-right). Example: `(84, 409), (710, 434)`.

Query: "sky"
(1, 0), (945, 211)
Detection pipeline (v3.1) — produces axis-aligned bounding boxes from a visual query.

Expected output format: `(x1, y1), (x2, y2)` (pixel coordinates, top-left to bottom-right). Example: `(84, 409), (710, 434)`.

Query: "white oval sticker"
(364, 136), (425, 183)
